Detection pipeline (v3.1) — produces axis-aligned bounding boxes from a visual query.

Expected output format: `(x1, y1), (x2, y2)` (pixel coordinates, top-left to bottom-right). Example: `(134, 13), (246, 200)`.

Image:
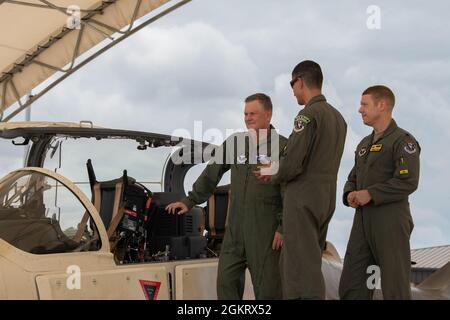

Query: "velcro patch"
(370, 144), (383, 152)
(404, 142), (417, 154)
(293, 115), (310, 132)
(298, 115), (311, 123)
(358, 147), (367, 157)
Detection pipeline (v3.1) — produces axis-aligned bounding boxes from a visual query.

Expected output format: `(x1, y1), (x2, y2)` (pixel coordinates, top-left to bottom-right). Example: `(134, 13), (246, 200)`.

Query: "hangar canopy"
(0, 0), (191, 121)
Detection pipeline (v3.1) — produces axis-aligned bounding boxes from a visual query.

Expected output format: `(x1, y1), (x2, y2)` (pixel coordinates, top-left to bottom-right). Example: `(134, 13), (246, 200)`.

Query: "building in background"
(411, 245), (450, 284)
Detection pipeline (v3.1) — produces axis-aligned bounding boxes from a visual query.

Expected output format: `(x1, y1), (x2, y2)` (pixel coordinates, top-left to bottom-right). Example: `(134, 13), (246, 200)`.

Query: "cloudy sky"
(1, 0), (449, 255)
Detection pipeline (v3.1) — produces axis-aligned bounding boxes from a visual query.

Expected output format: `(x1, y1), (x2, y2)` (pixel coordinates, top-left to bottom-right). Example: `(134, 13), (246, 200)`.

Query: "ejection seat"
(204, 184), (230, 252)
(74, 159), (152, 261)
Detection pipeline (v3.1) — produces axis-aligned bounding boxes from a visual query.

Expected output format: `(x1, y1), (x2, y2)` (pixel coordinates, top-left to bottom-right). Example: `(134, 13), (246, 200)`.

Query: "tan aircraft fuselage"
(0, 168), (448, 300)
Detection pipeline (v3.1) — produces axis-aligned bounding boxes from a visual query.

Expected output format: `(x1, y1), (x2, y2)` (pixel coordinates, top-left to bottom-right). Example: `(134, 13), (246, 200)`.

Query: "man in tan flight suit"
(256, 60), (347, 299)
(339, 85), (420, 300)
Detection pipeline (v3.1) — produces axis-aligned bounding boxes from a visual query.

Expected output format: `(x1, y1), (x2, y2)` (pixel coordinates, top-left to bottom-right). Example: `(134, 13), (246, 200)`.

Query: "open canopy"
(0, 0), (190, 122)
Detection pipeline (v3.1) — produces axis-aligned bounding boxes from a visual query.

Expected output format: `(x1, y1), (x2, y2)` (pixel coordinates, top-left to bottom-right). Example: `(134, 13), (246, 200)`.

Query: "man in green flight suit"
(166, 93), (288, 300)
(339, 85), (420, 300)
(256, 60), (347, 299)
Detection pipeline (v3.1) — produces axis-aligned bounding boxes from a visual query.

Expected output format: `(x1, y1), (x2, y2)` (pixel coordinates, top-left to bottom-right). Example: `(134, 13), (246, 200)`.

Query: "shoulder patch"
(358, 146), (367, 157)
(298, 115), (311, 123)
(293, 115), (311, 133)
(404, 141), (417, 154)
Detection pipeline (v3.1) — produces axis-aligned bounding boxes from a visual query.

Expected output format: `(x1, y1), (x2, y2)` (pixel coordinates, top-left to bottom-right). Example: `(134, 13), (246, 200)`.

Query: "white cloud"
(411, 226), (448, 249)
(29, 22), (259, 136)
(0, 140), (24, 177)
(122, 22), (259, 99)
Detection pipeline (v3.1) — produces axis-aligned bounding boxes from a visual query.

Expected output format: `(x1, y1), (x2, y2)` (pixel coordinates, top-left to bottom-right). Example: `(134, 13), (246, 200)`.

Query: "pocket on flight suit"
(255, 195), (281, 237)
(366, 148), (395, 180)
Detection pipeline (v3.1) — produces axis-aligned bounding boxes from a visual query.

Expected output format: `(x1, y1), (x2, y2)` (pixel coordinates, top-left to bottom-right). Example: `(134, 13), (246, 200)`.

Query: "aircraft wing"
(321, 243), (450, 300)
(412, 262), (450, 299)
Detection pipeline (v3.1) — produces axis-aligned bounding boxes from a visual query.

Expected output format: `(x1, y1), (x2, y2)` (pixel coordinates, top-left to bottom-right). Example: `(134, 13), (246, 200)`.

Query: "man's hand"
(272, 231), (283, 250)
(347, 191), (359, 208)
(353, 189), (372, 206)
(253, 163), (272, 182)
(165, 201), (188, 215)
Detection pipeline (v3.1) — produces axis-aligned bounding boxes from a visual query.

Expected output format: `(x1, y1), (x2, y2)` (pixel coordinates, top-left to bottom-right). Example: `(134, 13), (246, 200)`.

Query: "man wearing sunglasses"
(256, 60), (347, 299)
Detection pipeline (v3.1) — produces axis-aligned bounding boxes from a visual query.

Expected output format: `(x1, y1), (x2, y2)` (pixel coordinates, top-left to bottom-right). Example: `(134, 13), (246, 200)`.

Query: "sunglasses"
(290, 75), (303, 88)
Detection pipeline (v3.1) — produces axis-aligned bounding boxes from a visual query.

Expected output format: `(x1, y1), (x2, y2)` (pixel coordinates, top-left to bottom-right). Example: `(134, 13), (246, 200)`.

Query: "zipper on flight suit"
(360, 136), (377, 237)
(241, 137), (251, 227)
(360, 133), (385, 239)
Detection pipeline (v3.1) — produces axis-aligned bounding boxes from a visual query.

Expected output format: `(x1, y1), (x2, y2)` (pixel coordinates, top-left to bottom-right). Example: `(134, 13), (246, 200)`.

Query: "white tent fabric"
(0, 0), (186, 121)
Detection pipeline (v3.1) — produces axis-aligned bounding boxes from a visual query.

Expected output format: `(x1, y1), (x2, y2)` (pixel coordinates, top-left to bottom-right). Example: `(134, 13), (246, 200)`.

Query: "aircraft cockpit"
(0, 170), (98, 254)
(0, 122), (230, 265)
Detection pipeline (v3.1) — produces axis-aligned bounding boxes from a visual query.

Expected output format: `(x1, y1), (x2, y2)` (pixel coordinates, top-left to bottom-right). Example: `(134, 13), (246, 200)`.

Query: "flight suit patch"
(358, 147), (367, 157)
(293, 115), (310, 133)
(237, 154), (247, 164)
(370, 144), (383, 152)
(404, 142), (417, 154)
(398, 157), (409, 176)
(256, 154), (271, 164)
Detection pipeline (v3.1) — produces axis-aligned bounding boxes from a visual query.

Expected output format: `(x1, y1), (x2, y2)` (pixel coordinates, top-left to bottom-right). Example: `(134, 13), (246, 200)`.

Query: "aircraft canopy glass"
(0, 170), (100, 254)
